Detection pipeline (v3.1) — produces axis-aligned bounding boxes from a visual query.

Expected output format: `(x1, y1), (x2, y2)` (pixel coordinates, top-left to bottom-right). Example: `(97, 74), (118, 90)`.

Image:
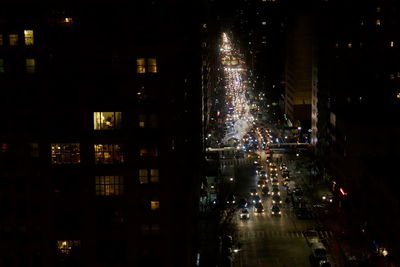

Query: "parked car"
(271, 204), (281, 216)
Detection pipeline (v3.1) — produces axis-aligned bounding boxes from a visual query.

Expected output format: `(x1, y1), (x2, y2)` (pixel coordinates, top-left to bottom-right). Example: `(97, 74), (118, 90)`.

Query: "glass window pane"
(9, 34), (18, 46)
(136, 58), (146, 74)
(24, 30), (34, 45)
(148, 58), (157, 73)
(26, 58), (35, 73)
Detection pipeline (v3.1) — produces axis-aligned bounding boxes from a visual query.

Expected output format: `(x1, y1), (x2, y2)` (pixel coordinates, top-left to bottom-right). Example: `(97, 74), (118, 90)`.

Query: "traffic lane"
(234, 201), (312, 267)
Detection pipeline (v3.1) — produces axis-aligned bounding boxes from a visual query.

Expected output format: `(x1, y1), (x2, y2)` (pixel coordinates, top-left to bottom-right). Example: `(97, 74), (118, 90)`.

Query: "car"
(250, 188), (258, 196)
(226, 194), (236, 205)
(240, 208), (250, 219)
(257, 180), (266, 188)
(271, 204), (281, 216)
(304, 229), (320, 246)
(254, 203), (264, 213)
(261, 186), (270, 196)
(272, 195), (282, 204)
(269, 163), (278, 172)
(280, 163), (287, 170)
(259, 170), (266, 176)
(271, 178), (279, 186)
(252, 195), (261, 204)
(311, 242), (327, 262)
(282, 170), (290, 177)
(271, 187), (280, 196)
(259, 175), (268, 182)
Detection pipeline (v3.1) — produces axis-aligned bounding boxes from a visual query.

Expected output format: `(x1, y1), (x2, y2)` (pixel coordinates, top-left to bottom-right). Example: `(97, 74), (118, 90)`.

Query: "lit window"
(0, 59), (4, 73)
(347, 43), (352, 48)
(0, 34), (3, 45)
(390, 41), (395, 47)
(360, 20), (365, 26)
(397, 92), (400, 99)
(26, 58), (35, 73)
(95, 176), (124, 196)
(335, 42), (339, 48)
(94, 144), (123, 164)
(150, 201), (160, 210)
(376, 19), (381, 26)
(139, 168), (159, 184)
(147, 58), (157, 73)
(139, 115), (146, 128)
(51, 143), (80, 164)
(24, 30), (34, 45)
(64, 17), (73, 23)
(376, 7), (381, 13)
(262, 21), (266, 25)
(9, 34), (18, 45)
(150, 169), (159, 183)
(139, 169), (149, 184)
(139, 146), (158, 157)
(57, 240), (80, 255)
(93, 112), (121, 130)
(136, 58), (146, 73)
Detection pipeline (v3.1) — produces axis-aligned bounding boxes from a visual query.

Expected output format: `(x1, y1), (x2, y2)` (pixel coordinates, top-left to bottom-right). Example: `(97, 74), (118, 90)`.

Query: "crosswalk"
(220, 158), (255, 166)
(237, 230), (333, 240)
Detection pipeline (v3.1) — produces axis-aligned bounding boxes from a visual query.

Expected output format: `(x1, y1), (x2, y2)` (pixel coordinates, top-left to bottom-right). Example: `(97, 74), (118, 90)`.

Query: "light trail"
(219, 32), (255, 145)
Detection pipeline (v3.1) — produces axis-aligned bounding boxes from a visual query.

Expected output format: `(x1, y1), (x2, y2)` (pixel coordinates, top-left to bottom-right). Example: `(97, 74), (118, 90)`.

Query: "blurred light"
(340, 188), (348, 196)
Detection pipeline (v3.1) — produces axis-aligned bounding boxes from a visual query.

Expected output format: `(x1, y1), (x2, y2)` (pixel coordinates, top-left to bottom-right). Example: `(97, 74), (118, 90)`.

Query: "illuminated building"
(0, 1), (203, 266)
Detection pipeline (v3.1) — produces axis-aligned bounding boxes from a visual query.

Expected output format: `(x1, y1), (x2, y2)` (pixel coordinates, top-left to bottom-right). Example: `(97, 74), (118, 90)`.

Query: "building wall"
(0, 2), (202, 266)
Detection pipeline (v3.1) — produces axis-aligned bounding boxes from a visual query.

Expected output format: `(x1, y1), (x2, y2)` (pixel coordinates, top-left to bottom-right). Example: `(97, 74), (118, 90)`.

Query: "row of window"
(0, 58), (157, 74)
(0, 30), (34, 46)
(0, 58), (35, 73)
(51, 143), (158, 164)
(335, 41), (397, 48)
(94, 112), (158, 130)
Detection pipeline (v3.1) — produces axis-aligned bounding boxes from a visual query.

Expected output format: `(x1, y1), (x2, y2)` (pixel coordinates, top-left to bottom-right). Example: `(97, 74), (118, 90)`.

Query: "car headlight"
(329, 199), (333, 202)
(278, 192), (280, 195)
(272, 200), (275, 203)
(279, 201), (282, 203)
(322, 196), (326, 200)
(278, 211), (281, 214)
(232, 200), (236, 203)
(258, 200), (261, 203)
(272, 211), (275, 214)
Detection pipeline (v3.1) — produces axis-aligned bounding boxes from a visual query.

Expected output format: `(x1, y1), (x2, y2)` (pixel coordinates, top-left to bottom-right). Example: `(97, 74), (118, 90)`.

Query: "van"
(311, 242), (327, 261)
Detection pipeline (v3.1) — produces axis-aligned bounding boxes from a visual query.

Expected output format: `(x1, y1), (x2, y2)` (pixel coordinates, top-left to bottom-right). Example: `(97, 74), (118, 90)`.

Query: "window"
(64, 17), (73, 23)
(1, 143), (7, 153)
(139, 114), (158, 128)
(390, 41), (395, 47)
(51, 143), (80, 164)
(93, 112), (121, 130)
(150, 201), (160, 210)
(9, 34), (18, 45)
(94, 144), (123, 164)
(141, 224), (161, 235)
(0, 34), (3, 45)
(24, 30), (34, 45)
(26, 58), (35, 73)
(397, 92), (400, 99)
(136, 58), (146, 73)
(262, 21), (266, 25)
(347, 43), (352, 48)
(147, 58), (157, 73)
(376, 19), (381, 26)
(95, 176), (123, 196)
(0, 59), (4, 73)
(30, 143), (39, 157)
(57, 240), (80, 255)
(139, 168), (159, 184)
(139, 146), (158, 157)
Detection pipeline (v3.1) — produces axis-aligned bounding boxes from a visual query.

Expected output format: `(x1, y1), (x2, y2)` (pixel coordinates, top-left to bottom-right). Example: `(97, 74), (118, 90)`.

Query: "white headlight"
(279, 211), (281, 214)
(272, 211), (275, 214)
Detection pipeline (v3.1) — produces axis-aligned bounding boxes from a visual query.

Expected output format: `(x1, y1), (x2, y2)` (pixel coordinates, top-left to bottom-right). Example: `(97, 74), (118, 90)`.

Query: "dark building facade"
(316, 0), (400, 259)
(0, 1), (203, 266)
